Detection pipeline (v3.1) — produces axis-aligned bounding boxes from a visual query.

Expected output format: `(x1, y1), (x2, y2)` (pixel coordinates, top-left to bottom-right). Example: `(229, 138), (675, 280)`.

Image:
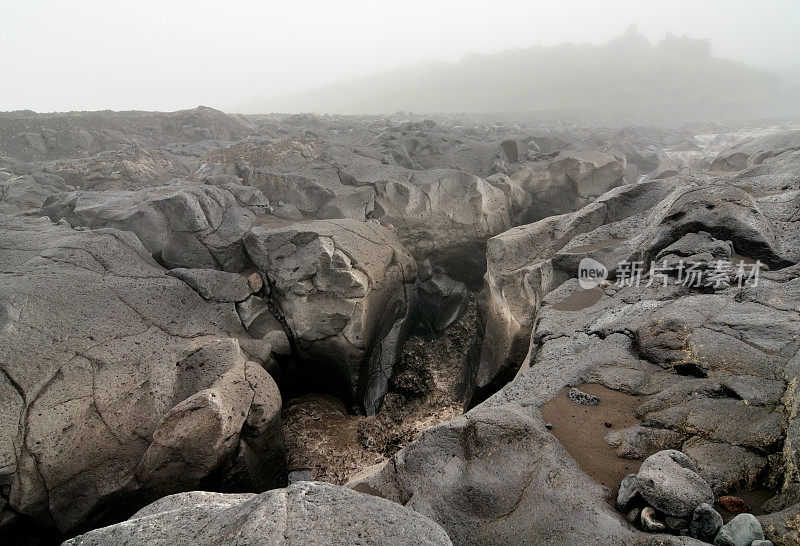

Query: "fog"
(1, 0), (799, 114)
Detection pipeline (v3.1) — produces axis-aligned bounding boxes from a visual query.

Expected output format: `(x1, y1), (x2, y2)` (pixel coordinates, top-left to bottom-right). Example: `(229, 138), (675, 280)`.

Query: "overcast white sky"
(1, 0), (798, 112)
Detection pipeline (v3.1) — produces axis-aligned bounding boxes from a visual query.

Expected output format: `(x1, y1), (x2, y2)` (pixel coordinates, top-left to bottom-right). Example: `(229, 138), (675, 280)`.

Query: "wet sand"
(740, 186), (787, 199)
(542, 383), (643, 496)
(563, 237), (627, 254)
(730, 253), (762, 267)
(551, 287), (604, 311)
(251, 214), (308, 229)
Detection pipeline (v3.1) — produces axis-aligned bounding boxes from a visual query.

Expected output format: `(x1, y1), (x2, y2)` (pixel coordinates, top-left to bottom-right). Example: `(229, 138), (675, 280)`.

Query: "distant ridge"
(245, 26), (788, 119)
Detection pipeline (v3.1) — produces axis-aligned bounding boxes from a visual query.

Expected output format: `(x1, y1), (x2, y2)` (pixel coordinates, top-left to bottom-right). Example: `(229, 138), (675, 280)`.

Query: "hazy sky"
(1, 0), (798, 113)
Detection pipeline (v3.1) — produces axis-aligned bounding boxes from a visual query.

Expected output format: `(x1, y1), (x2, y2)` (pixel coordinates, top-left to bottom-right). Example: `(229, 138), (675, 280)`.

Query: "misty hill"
(248, 27), (786, 119)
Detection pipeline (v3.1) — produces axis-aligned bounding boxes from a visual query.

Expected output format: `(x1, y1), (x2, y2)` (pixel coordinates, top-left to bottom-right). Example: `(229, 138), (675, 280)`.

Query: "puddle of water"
(562, 237), (627, 254)
(542, 384), (643, 496)
(551, 287), (604, 311)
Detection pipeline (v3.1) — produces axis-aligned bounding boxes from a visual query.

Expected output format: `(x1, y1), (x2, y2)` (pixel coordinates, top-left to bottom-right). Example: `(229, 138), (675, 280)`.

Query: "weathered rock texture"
(62, 482), (452, 546)
(245, 219), (417, 414)
(2, 110), (799, 545)
(350, 166), (800, 544)
(43, 181), (271, 271)
(0, 216), (286, 534)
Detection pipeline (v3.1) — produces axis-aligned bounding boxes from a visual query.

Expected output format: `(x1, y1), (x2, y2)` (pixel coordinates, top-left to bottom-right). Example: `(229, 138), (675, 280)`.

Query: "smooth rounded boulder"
(62, 482), (452, 546)
(636, 450), (714, 518)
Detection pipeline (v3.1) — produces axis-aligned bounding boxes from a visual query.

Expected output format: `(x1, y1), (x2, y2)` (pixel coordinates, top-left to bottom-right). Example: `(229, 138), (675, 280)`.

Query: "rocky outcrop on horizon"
(245, 27), (786, 119)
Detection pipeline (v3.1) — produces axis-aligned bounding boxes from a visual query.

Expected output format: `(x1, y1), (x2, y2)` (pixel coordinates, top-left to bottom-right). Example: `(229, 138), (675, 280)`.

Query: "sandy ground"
(541, 383), (774, 519)
(542, 384), (644, 497)
(282, 296), (476, 484)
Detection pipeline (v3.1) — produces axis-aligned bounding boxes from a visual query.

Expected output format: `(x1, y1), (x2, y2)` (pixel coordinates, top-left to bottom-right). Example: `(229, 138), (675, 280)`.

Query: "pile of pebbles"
(617, 450), (771, 545)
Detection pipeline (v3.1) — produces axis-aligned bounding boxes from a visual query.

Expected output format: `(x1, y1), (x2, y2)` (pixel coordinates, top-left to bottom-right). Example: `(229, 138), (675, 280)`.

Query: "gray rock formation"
(167, 268), (254, 302)
(0, 106), (253, 163)
(710, 130), (800, 172)
(62, 482), (452, 545)
(2, 111), (800, 545)
(0, 173), (73, 213)
(206, 137), (516, 285)
(348, 169), (800, 544)
(415, 265), (469, 332)
(714, 513), (764, 546)
(472, 172), (798, 404)
(690, 503), (723, 542)
(244, 218), (417, 414)
(43, 181), (271, 271)
(0, 215), (286, 534)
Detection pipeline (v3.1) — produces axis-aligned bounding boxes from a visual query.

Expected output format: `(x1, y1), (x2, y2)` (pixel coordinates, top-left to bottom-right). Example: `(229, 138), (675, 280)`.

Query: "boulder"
(367, 168), (512, 285)
(0, 215), (286, 535)
(517, 148), (626, 222)
(44, 181), (271, 271)
(710, 130), (800, 172)
(714, 513), (764, 546)
(244, 218), (417, 414)
(0, 173), (72, 213)
(207, 138), (514, 285)
(759, 503), (800, 546)
(627, 146), (668, 173)
(636, 450), (715, 518)
(351, 171), (800, 544)
(62, 482), (452, 545)
(472, 174), (798, 405)
(415, 270), (469, 332)
(44, 147), (176, 190)
(616, 474), (641, 511)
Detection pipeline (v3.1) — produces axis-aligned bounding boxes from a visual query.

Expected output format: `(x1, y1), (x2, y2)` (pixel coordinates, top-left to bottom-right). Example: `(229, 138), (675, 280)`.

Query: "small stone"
(715, 513), (764, 546)
(641, 506), (666, 533)
(691, 502), (723, 542)
(243, 268), (264, 293)
(568, 387), (599, 406)
(616, 474), (641, 512)
(750, 540), (774, 546)
(544, 422), (553, 430)
(604, 421), (613, 428)
(717, 495), (748, 514)
(665, 515), (688, 531)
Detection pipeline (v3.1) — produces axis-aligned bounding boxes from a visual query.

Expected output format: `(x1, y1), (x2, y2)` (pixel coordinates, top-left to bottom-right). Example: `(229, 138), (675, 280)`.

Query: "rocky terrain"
(1, 106), (799, 545)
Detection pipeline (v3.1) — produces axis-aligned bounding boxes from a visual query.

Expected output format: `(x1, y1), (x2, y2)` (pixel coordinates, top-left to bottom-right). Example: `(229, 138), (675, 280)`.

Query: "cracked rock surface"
(1, 109), (800, 545)
(245, 218), (417, 414)
(349, 157), (800, 544)
(0, 215), (286, 534)
(42, 181), (271, 272)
